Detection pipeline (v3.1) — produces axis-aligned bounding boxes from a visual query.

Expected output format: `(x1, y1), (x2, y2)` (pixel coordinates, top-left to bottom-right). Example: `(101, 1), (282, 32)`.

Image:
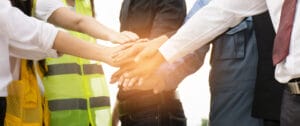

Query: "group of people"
(0, 0), (299, 126)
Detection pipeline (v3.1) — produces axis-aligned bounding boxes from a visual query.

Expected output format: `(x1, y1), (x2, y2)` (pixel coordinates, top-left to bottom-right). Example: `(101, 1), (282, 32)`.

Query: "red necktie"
(272, 0), (298, 65)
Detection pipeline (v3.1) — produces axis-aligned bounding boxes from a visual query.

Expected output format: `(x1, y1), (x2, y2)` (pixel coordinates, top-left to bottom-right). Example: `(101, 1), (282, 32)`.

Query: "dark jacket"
(252, 11), (284, 121)
(118, 0), (186, 100)
(119, 0), (186, 39)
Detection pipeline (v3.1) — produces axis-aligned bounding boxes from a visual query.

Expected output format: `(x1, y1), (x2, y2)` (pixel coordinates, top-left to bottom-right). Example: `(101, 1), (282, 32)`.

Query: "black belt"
(288, 78), (300, 94)
(118, 91), (178, 116)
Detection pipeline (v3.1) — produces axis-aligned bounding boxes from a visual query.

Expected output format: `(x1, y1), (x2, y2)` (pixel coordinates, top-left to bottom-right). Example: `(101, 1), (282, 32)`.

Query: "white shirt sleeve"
(159, 0), (268, 62)
(0, 0), (59, 60)
(35, 0), (65, 21)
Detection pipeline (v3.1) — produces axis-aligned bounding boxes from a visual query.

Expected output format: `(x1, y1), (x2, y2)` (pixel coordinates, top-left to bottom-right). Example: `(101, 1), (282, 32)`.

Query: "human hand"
(118, 71), (167, 94)
(110, 51), (166, 86)
(111, 35), (167, 65)
(101, 43), (135, 67)
(108, 31), (139, 44)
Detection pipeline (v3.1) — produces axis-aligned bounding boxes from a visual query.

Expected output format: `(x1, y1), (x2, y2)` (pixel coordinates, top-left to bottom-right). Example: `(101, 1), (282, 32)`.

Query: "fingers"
(121, 78), (130, 90)
(118, 75), (125, 87)
(111, 43), (134, 57)
(137, 78), (144, 86)
(112, 45), (141, 62)
(110, 35), (130, 44)
(121, 77), (139, 91)
(135, 47), (157, 62)
(122, 68), (145, 79)
(110, 67), (131, 84)
(135, 38), (149, 43)
(121, 31), (139, 42)
(128, 77), (138, 88)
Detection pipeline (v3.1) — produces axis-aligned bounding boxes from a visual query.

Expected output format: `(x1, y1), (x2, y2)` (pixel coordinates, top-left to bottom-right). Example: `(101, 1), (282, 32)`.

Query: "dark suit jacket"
(252, 11), (284, 121)
(118, 0), (186, 101)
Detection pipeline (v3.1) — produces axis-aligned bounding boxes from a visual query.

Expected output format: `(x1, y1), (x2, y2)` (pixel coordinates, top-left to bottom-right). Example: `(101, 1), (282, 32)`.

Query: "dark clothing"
(280, 87), (300, 126)
(118, 0), (186, 101)
(264, 120), (280, 126)
(251, 11), (284, 122)
(0, 97), (6, 126)
(156, 0), (262, 125)
(118, 0), (186, 125)
(10, 0), (32, 16)
(208, 18), (263, 126)
(119, 0), (186, 39)
(119, 91), (186, 126)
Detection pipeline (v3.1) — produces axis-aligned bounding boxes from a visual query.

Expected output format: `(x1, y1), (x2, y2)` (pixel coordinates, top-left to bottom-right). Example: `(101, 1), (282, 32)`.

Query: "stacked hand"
(100, 31), (140, 67)
(109, 36), (168, 93)
(108, 31), (140, 44)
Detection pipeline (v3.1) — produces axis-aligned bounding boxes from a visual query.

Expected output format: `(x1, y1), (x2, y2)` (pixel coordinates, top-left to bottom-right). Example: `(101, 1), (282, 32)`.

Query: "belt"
(118, 91), (178, 116)
(288, 78), (300, 94)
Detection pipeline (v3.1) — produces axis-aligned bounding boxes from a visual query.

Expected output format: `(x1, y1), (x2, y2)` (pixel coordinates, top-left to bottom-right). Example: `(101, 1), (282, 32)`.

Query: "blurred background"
(94, 0), (211, 125)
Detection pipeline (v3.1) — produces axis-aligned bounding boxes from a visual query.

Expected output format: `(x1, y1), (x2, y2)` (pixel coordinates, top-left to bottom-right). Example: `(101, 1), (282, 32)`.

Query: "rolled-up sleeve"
(35, 0), (64, 21)
(0, 1), (59, 60)
(159, 0), (267, 62)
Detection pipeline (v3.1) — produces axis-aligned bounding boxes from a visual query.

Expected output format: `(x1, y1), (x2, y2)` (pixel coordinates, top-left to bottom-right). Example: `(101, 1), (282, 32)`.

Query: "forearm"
(159, 0), (267, 62)
(149, 35), (169, 47)
(76, 16), (119, 41)
(48, 8), (118, 41)
(52, 31), (108, 62)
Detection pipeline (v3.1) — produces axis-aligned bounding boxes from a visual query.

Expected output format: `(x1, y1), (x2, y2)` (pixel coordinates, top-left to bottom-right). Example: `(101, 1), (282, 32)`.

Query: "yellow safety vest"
(5, 60), (44, 126)
(5, 1), (47, 125)
(43, 0), (111, 126)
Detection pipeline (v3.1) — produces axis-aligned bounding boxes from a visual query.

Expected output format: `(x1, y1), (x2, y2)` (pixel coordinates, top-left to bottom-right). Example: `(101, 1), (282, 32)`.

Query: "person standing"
(113, 0), (263, 125)
(109, 0), (300, 125)
(251, 11), (284, 126)
(113, 0), (187, 126)
(42, 0), (110, 126)
(173, 1), (263, 125)
(0, 0), (138, 125)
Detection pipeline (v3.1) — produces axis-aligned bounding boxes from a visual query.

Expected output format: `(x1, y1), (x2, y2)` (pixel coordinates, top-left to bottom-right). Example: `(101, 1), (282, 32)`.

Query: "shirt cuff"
(39, 23), (59, 58)
(35, 0), (65, 21)
(159, 40), (180, 63)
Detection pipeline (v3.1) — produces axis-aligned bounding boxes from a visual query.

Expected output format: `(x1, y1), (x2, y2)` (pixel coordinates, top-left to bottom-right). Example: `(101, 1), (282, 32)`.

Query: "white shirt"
(0, 0), (64, 96)
(159, 0), (300, 83)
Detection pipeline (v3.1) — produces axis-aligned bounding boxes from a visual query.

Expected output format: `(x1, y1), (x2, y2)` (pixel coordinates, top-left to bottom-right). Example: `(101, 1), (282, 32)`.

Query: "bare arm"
(48, 7), (138, 43)
(53, 31), (123, 66)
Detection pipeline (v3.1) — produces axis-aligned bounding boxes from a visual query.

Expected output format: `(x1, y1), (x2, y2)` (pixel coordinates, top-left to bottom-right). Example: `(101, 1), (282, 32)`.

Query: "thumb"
(135, 47), (157, 62)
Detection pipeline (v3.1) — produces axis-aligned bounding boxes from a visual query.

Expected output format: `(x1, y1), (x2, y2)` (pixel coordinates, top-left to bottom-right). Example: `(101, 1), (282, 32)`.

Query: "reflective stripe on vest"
(48, 96), (110, 111)
(43, 1), (112, 126)
(45, 63), (104, 76)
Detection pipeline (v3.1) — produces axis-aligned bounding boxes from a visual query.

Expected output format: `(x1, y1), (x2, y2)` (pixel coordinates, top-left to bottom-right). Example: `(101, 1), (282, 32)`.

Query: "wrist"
(151, 35), (168, 48)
